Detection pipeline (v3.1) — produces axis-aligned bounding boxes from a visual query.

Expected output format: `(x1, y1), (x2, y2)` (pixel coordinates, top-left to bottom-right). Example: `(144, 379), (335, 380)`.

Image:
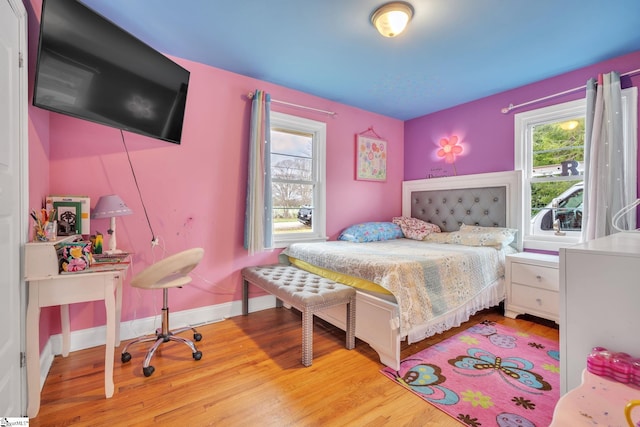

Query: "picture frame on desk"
(53, 201), (82, 235)
(47, 195), (90, 235)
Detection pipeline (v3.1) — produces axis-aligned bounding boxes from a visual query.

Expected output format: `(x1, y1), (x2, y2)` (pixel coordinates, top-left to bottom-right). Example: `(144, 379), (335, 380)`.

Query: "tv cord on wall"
(120, 129), (158, 245)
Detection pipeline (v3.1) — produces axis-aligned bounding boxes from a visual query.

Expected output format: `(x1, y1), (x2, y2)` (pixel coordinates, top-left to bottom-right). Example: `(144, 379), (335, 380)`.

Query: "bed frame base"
(315, 291), (402, 370)
(316, 287), (503, 371)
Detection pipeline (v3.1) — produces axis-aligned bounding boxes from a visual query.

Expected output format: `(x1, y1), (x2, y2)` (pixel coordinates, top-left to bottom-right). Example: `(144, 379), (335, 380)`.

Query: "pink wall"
(25, 0), (404, 340)
(404, 50), (640, 181)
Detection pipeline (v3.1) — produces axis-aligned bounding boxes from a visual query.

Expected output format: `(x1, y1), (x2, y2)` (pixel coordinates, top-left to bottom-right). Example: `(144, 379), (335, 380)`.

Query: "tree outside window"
(269, 112), (326, 246)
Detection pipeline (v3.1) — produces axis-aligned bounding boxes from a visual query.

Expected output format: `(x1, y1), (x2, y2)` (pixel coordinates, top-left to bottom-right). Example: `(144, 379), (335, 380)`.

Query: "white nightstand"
(505, 252), (559, 323)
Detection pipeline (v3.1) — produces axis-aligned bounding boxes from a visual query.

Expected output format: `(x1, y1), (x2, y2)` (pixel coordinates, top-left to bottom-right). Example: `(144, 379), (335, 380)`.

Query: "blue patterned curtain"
(244, 90), (273, 254)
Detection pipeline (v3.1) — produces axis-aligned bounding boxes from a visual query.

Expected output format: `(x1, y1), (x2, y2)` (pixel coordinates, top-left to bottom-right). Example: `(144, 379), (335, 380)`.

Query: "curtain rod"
(246, 92), (337, 117)
(501, 67), (640, 114)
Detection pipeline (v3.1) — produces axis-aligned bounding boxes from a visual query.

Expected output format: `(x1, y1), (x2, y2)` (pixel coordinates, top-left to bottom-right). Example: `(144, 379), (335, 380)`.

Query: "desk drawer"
(33, 274), (116, 306)
(511, 263), (558, 291)
(510, 283), (559, 316)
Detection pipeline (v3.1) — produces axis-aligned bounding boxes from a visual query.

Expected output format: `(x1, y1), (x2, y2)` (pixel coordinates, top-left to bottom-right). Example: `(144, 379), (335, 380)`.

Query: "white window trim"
(515, 87), (638, 252)
(270, 112), (327, 247)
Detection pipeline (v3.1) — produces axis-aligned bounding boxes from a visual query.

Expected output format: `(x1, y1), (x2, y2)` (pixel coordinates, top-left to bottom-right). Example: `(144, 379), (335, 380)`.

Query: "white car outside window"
(530, 182), (583, 236)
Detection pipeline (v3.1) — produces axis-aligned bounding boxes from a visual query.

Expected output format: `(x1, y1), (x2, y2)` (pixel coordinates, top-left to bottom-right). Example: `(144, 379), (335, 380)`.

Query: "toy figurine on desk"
(90, 232), (104, 254)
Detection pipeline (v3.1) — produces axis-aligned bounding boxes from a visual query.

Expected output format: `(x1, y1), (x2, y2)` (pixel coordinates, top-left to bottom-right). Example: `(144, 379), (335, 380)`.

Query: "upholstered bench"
(241, 264), (356, 366)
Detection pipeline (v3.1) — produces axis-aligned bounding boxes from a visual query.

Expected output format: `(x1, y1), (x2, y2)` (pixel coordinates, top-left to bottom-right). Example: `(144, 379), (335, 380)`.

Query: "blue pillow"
(338, 222), (403, 243)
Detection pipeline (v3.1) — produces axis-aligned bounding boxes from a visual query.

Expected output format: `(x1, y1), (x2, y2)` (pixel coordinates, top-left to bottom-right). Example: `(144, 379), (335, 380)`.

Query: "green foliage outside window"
(532, 120), (585, 168)
(530, 119), (585, 216)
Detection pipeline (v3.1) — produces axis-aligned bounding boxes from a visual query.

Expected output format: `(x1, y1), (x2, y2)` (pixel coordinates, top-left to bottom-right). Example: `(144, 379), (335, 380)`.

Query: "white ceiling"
(80, 0), (640, 120)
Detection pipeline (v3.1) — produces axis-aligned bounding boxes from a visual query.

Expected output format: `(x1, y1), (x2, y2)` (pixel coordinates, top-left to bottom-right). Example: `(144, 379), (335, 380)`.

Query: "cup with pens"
(31, 208), (57, 242)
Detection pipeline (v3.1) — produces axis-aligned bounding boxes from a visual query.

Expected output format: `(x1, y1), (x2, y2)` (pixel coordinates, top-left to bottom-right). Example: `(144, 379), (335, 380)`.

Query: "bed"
(280, 171), (523, 370)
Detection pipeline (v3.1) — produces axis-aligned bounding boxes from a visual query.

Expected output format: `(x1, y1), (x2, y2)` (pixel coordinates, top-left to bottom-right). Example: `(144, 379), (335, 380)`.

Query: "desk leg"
(26, 283), (40, 418)
(60, 304), (70, 357)
(104, 278), (116, 398)
(114, 274), (123, 346)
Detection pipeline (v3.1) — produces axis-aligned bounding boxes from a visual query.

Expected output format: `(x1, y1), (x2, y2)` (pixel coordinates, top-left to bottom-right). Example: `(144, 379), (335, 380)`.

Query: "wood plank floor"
(29, 307), (558, 426)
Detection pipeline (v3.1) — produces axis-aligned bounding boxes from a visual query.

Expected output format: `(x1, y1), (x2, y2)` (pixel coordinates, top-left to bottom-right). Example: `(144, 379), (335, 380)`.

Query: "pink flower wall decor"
(436, 136), (464, 175)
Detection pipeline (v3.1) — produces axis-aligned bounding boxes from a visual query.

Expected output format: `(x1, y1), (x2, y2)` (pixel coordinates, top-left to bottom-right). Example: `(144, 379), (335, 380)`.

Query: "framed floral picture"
(356, 134), (387, 181)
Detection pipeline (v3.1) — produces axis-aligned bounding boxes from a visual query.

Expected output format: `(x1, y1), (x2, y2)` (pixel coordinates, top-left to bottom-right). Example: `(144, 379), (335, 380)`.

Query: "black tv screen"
(33, 0), (190, 144)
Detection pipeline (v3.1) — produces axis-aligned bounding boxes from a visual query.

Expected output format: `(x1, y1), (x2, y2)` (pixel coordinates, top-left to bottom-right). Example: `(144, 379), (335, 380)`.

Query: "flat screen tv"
(33, 0), (190, 144)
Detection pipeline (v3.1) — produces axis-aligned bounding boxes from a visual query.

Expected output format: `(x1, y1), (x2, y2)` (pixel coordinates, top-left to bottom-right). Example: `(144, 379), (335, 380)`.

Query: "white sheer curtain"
(581, 72), (630, 240)
(244, 90), (273, 254)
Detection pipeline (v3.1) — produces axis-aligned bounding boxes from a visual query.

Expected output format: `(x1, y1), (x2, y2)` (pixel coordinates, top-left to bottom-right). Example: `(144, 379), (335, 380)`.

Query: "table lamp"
(91, 195), (133, 254)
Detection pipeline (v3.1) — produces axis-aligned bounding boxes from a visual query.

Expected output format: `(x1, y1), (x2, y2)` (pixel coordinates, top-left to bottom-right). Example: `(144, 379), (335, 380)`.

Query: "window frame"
(270, 112), (327, 247)
(515, 87), (638, 252)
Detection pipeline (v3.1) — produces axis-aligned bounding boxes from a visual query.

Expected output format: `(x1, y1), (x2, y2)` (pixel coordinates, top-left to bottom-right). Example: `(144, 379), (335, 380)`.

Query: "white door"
(0, 0), (28, 416)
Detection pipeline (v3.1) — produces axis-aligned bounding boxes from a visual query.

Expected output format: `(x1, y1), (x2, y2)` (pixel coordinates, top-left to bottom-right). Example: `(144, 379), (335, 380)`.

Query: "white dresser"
(560, 232), (640, 394)
(505, 252), (559, 323)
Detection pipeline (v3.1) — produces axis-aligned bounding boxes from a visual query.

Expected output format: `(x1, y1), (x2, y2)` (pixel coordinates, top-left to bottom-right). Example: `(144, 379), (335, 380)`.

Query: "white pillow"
(457, 224), (517, 248)
(424, 225), (517, 248)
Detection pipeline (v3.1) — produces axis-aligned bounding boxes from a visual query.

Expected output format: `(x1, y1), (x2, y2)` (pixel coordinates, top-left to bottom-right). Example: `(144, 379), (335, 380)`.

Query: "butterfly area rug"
(381, 320), (560, 427)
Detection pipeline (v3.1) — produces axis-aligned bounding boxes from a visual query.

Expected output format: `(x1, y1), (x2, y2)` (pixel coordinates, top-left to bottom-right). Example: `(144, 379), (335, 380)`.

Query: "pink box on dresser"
(587, 347), (640, 387)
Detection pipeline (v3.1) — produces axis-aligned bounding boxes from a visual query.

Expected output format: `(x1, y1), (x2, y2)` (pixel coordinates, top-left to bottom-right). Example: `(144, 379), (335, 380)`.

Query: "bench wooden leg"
(242, 279), (249, 316)
(302, 309), (313, 367)
(346, 298), (355, 350)
(243, 278), (285, 315)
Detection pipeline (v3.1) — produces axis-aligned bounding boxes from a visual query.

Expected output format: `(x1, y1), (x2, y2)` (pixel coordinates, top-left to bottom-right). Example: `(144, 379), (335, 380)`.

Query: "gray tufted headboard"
(409, 186), (506, 232)
(401, 171), (523, 250)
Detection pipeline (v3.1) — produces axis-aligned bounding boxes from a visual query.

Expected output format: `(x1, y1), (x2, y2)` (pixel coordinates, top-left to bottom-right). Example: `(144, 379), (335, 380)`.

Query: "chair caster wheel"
(143, 366), (155, 377)
(193, 351), (202, 361)
(121, 352), (131, 363)
(194, 333), (202, 342)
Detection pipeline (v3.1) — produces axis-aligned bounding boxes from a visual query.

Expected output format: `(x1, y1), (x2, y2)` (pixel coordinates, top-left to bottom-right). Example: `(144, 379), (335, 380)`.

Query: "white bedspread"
(283, 239), (514, 339)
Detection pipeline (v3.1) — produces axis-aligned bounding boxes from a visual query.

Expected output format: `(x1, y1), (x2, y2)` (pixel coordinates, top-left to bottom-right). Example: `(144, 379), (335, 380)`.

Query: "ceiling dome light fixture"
(371, 2), (414, 38)
(560, 120), (580, 130)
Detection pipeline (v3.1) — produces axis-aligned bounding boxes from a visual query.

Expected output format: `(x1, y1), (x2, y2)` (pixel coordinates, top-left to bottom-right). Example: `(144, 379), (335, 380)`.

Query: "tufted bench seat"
(241, 264), (355, 366)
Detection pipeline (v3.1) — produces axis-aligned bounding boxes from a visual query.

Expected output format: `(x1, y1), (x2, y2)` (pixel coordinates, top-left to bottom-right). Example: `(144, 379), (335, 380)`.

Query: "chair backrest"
(130, 248), (204, 290)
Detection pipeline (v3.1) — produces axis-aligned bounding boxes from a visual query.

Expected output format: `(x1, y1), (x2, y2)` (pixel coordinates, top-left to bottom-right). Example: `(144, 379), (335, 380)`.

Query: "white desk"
(24, 236), (129, 418)
(550, 369), (640, 426)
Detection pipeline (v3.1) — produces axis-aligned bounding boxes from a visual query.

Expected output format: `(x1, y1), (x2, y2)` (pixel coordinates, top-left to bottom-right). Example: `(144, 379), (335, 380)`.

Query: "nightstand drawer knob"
(536, 275), (542, 280)
(536, 298), (542, 305)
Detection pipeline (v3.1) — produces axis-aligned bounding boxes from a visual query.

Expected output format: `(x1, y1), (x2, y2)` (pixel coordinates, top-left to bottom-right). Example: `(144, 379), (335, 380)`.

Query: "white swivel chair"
(121, 248), (205, 377)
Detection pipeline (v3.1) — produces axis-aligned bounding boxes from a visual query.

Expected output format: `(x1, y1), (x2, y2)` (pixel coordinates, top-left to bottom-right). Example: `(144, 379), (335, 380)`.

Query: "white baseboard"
(38, 295), (276, 390)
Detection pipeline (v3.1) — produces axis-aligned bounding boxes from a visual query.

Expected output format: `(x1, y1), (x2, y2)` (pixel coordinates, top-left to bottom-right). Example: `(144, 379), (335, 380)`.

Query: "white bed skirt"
(406, 278), (505, 344)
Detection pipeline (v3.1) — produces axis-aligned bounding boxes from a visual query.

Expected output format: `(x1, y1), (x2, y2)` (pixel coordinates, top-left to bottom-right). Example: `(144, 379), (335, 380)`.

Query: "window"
(270, 112), (327, 247)
(515, 87), (637, 251)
